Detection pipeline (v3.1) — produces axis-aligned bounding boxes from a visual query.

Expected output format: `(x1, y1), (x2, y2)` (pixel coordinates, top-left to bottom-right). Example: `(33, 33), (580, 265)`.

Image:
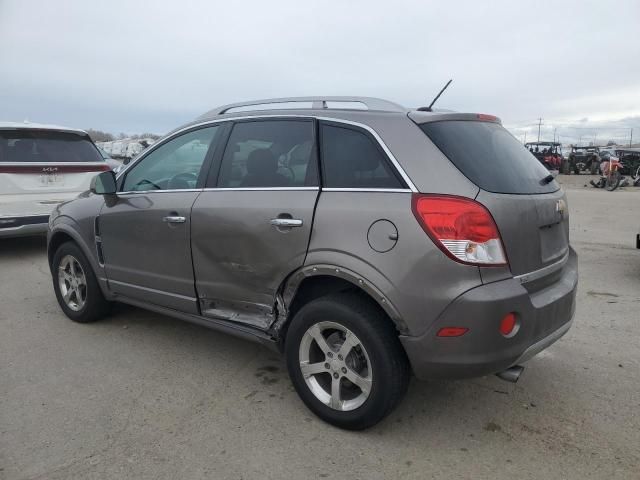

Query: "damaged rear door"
(190, 119), (319, 329)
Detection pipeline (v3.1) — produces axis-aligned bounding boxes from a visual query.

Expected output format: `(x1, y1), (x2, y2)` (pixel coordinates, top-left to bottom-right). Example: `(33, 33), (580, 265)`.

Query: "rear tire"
(52, 241), (111, 323)
(285, 292), (409, 430)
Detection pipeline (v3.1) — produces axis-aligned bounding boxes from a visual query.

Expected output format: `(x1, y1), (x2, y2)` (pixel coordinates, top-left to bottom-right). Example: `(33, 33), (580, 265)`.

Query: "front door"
(99, 125), (222, 313)
(191, 119), (319, 328)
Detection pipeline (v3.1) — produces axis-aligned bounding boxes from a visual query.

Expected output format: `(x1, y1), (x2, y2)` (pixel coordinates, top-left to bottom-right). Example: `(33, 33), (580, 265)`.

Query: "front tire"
(285, 292), (409, 430)
(605, 171), (622, 191)
(52, 241), (111, 323)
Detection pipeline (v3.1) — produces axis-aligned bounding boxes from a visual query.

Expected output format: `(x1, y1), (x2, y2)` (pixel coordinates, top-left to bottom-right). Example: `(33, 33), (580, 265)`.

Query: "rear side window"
(0, 130), (103, 163)
(217, 120), (317, 188)
(420, 121), (559, 194)
(320, 124), (404, 189)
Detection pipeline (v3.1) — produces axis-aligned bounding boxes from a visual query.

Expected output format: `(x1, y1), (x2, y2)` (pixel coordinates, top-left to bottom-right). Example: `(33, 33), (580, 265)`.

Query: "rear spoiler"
(408, 111), (502, 125)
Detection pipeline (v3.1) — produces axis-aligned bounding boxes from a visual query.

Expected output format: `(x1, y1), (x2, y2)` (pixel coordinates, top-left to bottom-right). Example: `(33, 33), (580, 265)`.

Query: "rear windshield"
(420, 121), (559, 194)
(0, 130), (103, 163)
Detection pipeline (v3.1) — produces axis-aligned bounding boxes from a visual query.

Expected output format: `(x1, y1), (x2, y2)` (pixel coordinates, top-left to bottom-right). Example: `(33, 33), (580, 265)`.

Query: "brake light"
(412, 194), (508, 266)
(477, 113), (499, 122)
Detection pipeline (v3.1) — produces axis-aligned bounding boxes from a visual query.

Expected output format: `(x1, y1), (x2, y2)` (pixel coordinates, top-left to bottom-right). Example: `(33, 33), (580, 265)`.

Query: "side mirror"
(90, 171), (117, 195)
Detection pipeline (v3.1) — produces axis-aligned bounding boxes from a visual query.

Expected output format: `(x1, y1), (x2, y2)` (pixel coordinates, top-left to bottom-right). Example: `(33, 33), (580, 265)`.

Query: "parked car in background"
(0, 122), (113, 238)
(615, 147), (640, 176)
(96, 138), (155, 163)
(47, 97), (577, 429)
(525, 141), (562, 170)
(97, 146), (123, 172)
(567, 146), (601, 174)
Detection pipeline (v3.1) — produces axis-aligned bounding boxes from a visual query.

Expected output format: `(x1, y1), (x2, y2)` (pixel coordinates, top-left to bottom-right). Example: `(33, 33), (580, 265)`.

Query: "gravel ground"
(1, 175), (639, 480)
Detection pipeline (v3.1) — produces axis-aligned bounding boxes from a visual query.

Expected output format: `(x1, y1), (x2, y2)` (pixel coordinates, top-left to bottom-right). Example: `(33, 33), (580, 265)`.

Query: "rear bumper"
(400, 247), (578, 380)
(0, 214), (49, 238)
(0, 192), (79, 238)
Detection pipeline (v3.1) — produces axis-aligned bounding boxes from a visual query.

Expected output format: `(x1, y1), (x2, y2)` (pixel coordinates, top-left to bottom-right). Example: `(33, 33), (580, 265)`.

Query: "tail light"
(412, 194), (508, 266)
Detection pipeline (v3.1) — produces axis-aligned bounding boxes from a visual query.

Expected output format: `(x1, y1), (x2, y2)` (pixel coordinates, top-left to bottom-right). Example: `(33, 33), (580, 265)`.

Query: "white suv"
(0, 122), (115, 238)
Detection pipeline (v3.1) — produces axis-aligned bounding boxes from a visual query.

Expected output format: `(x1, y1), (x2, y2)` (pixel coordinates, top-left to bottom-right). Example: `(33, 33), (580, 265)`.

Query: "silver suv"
(47, 97), (578, 429)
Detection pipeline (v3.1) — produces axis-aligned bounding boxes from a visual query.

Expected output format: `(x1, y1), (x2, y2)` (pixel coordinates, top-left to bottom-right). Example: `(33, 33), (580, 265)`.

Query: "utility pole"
(537, 118), (543, 142)
(631, 128), (634, 147)
(553, 127), (557, 143)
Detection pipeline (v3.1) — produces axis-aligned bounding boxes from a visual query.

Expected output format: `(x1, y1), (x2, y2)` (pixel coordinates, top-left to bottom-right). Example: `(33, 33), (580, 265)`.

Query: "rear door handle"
(163, 216), (186, 224)
(270, 218), (303, 228)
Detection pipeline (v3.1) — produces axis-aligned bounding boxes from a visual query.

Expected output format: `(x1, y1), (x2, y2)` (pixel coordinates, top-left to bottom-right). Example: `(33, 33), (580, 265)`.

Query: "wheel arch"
(274, 264), (409, 343)
(47, 221), (111, 298)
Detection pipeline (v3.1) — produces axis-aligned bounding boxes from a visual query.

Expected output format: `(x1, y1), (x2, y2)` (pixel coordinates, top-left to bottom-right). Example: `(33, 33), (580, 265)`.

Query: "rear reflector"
(499, 312), (518, 336)
(0, 164), (111, 174)
(437, 327), (469, 337)
(412, 194), (508, 266)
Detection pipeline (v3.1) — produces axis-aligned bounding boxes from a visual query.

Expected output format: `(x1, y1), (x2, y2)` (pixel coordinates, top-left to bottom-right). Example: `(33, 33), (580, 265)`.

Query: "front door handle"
(163, 215), (186, 224)
(270, 218), (303, 228)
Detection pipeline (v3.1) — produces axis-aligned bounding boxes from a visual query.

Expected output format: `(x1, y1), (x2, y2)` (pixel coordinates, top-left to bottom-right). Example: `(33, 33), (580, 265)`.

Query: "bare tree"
(85, 129), (114, 142)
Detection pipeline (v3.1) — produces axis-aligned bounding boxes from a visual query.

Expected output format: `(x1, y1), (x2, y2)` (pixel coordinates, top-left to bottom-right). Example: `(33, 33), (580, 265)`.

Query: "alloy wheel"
(298, 321), (373, 411)
(58, 255), (87, 311)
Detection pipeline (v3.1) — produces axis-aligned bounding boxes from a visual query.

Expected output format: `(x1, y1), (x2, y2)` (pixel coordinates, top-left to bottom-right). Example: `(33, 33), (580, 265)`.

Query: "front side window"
(217, 120), (317, 188)
(122, 126), (219, 192)
(320, 124), (404, 189)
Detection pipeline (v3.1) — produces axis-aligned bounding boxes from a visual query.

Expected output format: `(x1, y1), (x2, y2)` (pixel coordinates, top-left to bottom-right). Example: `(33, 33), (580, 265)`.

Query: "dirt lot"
(1, 175), (639, 480)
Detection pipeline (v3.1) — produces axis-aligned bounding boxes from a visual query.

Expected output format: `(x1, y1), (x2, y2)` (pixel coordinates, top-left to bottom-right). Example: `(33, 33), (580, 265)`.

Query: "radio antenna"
(417, 79), (453, 112)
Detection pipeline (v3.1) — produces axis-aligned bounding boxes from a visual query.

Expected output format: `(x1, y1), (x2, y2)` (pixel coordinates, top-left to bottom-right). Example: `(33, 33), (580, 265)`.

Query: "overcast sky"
(1, 0), (639, 144)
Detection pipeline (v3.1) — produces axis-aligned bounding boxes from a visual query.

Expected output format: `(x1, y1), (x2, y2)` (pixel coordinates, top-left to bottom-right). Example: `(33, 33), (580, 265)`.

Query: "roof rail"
(199, 96), (406, 118)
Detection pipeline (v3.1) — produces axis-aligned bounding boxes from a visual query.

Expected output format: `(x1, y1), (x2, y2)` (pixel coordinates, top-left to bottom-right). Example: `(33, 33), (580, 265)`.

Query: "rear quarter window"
(420, 121), (559, 194)
(320, 123), (405, 189)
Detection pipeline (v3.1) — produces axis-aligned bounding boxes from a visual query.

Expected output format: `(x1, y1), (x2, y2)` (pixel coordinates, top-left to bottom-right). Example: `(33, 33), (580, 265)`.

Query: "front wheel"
(605, 170), (622, 191)
(52, 242), (111, 323)
(285, 292), (409, 430)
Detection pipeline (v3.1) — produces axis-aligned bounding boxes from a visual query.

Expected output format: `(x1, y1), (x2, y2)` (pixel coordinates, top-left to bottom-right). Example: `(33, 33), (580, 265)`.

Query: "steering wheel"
(278, 166), (296, 183)
(168, 172), (198, 190)
(133, 179), (162, 191)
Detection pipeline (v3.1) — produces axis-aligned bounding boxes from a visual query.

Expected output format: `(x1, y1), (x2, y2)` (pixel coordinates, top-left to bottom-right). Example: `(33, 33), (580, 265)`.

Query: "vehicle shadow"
(0, 235), (47, 259)
(98, 302), (550, 436)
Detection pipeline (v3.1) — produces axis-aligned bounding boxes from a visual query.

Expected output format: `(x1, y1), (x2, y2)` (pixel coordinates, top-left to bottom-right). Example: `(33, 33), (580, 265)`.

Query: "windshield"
(0, 130), (103, 163)
(420, 120), (559, 194)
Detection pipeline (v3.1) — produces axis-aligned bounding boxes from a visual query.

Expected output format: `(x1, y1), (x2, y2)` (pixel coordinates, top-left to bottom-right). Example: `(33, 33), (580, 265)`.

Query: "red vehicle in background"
(525, 141), (562, 170)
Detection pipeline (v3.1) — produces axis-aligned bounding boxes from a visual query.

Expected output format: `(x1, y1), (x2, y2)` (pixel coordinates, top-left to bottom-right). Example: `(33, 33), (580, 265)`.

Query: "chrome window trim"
(202, 187), (319, 192)
(322, 187), (411, 193)
(116, 114), (418, 193)
(116, 189), (202, 195)
(513, 250), (570, 284)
